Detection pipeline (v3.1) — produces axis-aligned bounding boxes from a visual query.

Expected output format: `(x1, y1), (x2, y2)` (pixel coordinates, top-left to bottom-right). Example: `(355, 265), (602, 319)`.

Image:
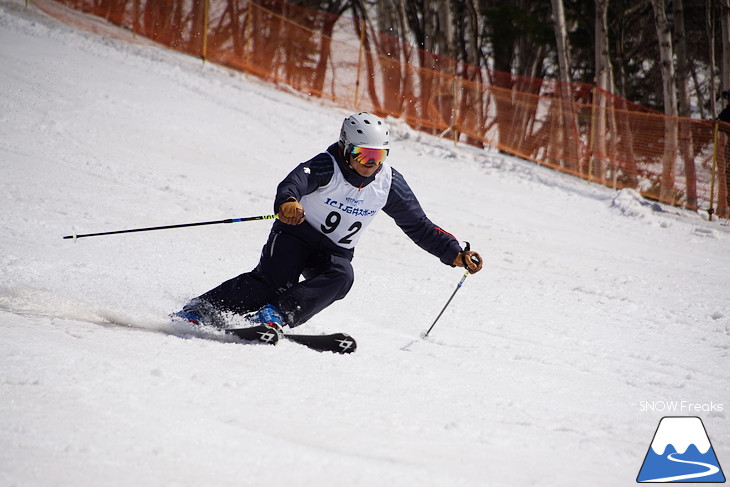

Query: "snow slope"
(1, 1), (728, 485)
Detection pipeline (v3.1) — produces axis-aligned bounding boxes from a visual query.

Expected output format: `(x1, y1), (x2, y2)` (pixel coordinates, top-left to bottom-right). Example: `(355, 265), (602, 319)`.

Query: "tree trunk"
(722, 0), (730, 216)
(651, 0), (679, 204)
(673, 0), (697, 210)
(593, 0), (611, 180)
(722, 0), (730, 95)
(551, 0), (571, 96)
(550, 0), (578, 170)
(374, 0), (405, 115)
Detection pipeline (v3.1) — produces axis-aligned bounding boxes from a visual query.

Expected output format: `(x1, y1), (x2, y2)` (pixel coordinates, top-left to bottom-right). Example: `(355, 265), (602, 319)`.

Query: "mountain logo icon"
(637, 416), (726, 483)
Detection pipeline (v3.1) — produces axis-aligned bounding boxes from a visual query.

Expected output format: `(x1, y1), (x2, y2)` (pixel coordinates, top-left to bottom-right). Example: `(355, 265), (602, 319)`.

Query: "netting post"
(201, 0), (209, 62)
(586, 81), (598, 183)
(452, 76), (457, 146)
(244, 0), (254, 78)
(132, 0), (139, 39)
(353, 18), (365, 110)
(709, 121), (720, 221)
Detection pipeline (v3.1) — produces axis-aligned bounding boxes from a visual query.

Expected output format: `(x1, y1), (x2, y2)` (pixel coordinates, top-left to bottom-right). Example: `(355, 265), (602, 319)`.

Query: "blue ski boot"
(171, 299), (223, 328)
(252, 304), (287, 332)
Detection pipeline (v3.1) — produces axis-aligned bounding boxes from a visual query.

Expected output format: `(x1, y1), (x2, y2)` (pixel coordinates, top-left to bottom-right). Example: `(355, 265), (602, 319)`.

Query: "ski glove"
(454, 250), (483, 274)
(278, 197), (305, 225)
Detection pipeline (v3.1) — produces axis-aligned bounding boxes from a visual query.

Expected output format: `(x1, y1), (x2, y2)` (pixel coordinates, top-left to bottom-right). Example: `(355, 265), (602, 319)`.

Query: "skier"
(173, 112), (483, 331)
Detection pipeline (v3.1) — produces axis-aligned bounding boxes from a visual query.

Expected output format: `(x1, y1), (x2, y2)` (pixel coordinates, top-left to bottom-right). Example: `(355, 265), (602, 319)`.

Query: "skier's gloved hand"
(454, 250), (483, 274)
(278, 197), (305, 225)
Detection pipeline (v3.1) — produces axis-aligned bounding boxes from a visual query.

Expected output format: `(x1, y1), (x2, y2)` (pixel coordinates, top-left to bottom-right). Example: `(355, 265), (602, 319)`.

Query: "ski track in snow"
(1, 0), (729, 485)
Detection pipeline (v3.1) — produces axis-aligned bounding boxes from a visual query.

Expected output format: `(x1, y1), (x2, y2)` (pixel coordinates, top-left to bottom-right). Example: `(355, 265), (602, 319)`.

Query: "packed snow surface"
(1, 1), (728, 485)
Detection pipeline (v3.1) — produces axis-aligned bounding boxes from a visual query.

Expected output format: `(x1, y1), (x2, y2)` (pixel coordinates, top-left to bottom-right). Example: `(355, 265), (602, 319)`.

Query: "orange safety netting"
(33, 0), (730, 217)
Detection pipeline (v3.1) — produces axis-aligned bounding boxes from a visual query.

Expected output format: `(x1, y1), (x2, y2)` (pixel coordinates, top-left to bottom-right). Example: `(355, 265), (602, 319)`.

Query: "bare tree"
(550, 0), (571, 90)
(449, 0), (486, 146)
(707, 0), (719, 118)
(715, 0), (730, 217)
(592, 0), (612, 180)
(651, 0), (680, 203)
(722, 0), (730, 95)
(549, 0), (578, 170)
(673, 0), (698, 209)
(673, 0), (691, 119)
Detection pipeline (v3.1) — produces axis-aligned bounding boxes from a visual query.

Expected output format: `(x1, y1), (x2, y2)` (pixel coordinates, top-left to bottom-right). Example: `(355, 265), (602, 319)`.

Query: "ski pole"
(422, 270), (470, 338)
(63, 214), (278, 240)
(422, 245), (481, 338)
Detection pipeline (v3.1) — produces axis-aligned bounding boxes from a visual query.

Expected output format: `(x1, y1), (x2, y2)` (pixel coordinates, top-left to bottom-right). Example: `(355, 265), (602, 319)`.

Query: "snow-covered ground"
(1, 1), (728, 485)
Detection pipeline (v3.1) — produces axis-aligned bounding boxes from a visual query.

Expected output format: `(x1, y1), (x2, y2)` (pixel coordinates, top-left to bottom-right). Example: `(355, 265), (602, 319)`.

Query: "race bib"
(300, 158), (392, 249)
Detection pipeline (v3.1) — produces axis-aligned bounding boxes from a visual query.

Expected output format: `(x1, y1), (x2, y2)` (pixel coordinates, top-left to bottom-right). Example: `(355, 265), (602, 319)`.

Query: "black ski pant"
(198, 223), (354, 328)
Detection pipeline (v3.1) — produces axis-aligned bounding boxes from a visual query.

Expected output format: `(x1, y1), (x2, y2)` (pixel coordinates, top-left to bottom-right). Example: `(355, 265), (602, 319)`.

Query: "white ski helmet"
(339, 112), (390, 154)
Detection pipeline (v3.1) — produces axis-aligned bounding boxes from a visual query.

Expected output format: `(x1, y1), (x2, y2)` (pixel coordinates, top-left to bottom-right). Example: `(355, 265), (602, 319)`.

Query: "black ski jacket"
(272, 143), (462, 266)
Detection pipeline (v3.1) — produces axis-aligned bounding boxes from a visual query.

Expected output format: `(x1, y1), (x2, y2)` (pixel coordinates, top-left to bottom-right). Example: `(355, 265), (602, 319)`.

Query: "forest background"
(36, 0), (730, 217)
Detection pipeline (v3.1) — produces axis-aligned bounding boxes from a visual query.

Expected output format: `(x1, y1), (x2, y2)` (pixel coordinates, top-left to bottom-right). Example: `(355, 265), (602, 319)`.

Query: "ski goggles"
(349, 145), (389, 166)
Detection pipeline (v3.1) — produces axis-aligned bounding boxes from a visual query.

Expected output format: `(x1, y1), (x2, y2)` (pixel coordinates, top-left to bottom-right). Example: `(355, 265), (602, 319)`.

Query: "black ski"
(285, 332), (357, 354)
(227, 324), (280, 345)
(227, 325), (356, 354)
